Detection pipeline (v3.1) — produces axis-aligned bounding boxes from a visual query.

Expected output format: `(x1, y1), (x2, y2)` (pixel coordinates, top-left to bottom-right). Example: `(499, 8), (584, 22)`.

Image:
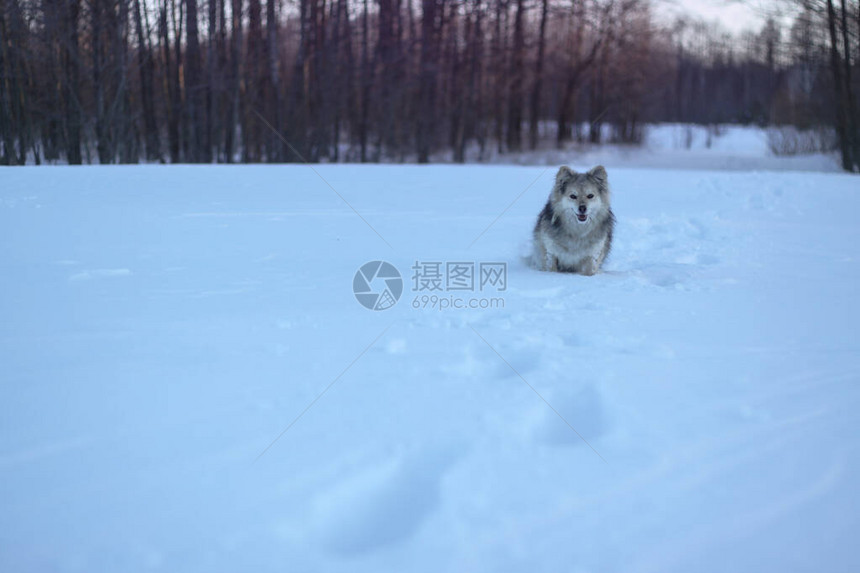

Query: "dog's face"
(552, 165), (610, 224)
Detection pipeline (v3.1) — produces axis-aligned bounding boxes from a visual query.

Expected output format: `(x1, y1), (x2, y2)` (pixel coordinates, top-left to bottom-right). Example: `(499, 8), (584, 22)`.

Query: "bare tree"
(557, 0), (604, 147)
(61, 0), (82, 163)
(505, 0), (524, 151)
(265, 0), (282, 161)
(417, 0), (441, 163)
(528, 0), (548, 150)
(826, 0), (859, 170)
(225, 0), (242, 162)
(134, 0), (160, 160)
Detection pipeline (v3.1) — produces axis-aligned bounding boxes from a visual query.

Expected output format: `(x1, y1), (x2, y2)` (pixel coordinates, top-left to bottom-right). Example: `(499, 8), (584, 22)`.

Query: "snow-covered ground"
(1, 164), (859, 572)
(433, 124), (841, 172)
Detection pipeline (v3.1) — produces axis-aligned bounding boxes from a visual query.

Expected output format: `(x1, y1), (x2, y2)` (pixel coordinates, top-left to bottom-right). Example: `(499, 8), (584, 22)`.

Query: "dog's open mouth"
(576, 214), (588, 222)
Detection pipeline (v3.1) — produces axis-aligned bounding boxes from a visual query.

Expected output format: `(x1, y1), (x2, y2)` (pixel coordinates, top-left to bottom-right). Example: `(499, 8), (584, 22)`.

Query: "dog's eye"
(587, 194), (594, 199)
(570, 195), (577, 200)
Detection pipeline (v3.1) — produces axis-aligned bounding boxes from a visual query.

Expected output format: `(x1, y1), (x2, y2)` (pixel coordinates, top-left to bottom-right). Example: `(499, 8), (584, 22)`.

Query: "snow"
(1, 164), (859, 572)
(431, 124), (842, 173)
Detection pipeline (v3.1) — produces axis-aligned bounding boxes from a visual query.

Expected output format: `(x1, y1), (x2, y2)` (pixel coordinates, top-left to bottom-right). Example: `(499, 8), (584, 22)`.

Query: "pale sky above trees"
(656, 0), (775, 33)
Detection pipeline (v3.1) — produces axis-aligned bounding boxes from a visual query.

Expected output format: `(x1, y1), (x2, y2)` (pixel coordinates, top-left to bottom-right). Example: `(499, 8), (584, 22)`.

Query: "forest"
(0, 0), (858, 170)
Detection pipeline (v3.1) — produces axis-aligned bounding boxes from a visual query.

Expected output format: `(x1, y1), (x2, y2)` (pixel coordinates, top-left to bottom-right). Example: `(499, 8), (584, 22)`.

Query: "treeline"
(0, 0), (858, 170)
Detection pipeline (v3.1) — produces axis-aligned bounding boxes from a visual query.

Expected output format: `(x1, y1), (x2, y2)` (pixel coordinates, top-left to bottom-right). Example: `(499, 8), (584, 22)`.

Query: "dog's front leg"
(549, 256), (559, 272)
(579, 257), (598, 276)
(535, 242), (549, 271)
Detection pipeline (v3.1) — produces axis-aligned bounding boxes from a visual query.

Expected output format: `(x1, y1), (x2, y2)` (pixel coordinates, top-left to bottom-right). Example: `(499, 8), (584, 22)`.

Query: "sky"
(655, 0), (779, 34)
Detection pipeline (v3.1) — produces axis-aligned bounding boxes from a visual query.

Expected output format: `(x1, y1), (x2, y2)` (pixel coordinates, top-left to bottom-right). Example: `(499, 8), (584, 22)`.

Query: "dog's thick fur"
(532, 165), (615, 275)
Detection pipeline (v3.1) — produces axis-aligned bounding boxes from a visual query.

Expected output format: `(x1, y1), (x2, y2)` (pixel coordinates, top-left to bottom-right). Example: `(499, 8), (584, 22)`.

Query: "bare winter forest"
(0, 0), (858, 170)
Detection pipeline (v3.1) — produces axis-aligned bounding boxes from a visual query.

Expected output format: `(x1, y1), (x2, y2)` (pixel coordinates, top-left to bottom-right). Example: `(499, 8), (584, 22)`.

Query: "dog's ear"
(555, 166), (575, 189)
(587, 165), (608, 184)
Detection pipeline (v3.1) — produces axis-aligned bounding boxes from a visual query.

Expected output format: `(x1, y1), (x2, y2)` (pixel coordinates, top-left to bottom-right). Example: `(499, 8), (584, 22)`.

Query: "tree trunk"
(827, 0), (852, 171)
(205, 0), (217, 162)
(839, 0), (858, 170)
(417, 0), (440, 163)
(62, 0), (82, 164)
(243, 0), (263, 161)
(470, 0), (485, 159)
(505, 0), (524, 152)
(185, 0), (203, 162)
(376, 0), (399, 155)
(557, 0), (600, 147)
(226, 0), (242, 163)
(265, 0), (282, 161)
(93, 0), (111, 162)
(528, 0), (548, 150)
(492, 0), (505, 153)
(359, 0), (370, 162)
(216, 0), (228, 161)
(0, 4), (14, 163)
(114, 0), (135, 163)
(134, 0), (159, 161)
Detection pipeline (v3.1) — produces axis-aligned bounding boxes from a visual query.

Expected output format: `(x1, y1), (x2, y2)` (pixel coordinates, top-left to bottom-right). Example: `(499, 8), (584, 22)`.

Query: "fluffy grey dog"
(532, 165), (615, 275)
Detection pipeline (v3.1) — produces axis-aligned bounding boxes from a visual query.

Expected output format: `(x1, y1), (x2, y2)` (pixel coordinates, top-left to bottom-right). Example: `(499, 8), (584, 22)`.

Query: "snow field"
(1, 164), (859, 572)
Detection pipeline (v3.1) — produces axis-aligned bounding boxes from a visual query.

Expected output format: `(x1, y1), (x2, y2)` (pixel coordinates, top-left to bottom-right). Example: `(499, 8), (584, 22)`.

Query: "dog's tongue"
(577, 214), (587, 221)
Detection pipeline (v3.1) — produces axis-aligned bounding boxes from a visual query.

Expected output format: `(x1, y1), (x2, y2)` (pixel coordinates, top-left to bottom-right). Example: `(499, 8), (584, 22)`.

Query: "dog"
(531, 165), (615, 275)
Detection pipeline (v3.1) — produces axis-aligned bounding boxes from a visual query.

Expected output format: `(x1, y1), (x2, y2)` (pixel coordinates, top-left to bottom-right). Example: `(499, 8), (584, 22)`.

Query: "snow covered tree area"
(1, 163), (859, 571)
(3, 0), (859, 170)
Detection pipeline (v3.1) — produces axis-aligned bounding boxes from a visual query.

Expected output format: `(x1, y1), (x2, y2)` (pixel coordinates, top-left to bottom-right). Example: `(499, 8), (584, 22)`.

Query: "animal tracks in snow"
(310, 444), (461, 555)
(68, 268), (132, 281)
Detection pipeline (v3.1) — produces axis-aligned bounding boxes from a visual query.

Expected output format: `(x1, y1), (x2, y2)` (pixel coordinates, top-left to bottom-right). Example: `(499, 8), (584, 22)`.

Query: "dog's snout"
(578, 205), (587, 214)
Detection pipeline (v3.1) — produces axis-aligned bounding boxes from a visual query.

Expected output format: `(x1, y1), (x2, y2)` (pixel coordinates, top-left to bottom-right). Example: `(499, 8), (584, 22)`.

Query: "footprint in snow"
(310, 443), (461, 555)
(439, 343), (509, 379)
(633, 263), (693, 289)
(68, 268), (132, 281)
(530, 384), (607, 447)
(675, 252), (720, 266)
